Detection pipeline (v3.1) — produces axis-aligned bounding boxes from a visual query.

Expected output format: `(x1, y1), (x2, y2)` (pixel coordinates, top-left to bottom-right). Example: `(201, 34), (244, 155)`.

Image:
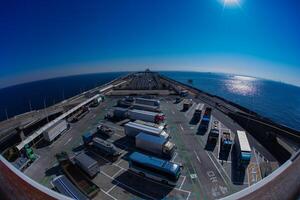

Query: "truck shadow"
(204, 138), (217, 151)
(113, 171), (174, 200)
(189, 117), (199, 125)
(231, 147), (247, 185)
(45, 165), (62, 177)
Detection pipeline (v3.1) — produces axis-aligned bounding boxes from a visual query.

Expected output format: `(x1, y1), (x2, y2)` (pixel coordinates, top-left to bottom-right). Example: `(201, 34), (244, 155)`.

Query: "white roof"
(237, 130), (251, 152)
(125, 122), (162, 134)
(16, 94), (101, 151)
(129, 109), (158, 116)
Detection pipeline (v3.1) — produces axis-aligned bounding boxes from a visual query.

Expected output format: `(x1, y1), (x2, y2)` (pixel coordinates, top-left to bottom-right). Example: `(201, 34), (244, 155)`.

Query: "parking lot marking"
(112, 168), (124, 178)
(194, 150), (201, 164)
(180, 124), (184, 131)
(210, 153), (232, 182)
(101, 171), (157, 200)
(179, 176), (186, 190)
(115, 159), (124, 166)
(63, 137), (72, 146)
(171, 152), (178, 162)
(206, 152), (229, 187)
(101, 189), (118, 200)
(107, 183), (119, 194)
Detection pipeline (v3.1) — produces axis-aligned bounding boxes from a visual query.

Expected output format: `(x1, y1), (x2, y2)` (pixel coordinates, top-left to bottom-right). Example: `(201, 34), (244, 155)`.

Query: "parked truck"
(90, 137), (121, 159)
(134, 120), (167, 130)
(135, 132), (175, 159)
(193, 103), (204, 122)
(182, 99), (193, 111)
(56, 152), (100, 199)
(43, 120), (69, 142)
(124, 122), (169, 139)
(97, 124), (114, 138)
(82, 131), (94, 144)
(128, 109), (165, 124)
(220, 130), (233, 152)
(198, 107), (212, 133)
(235, 130), (251, 167)
(131, 103), (160, 112)
(135, 97), (160, 107)
(74, 152), (100, 178)
(208, 120), (220, 143)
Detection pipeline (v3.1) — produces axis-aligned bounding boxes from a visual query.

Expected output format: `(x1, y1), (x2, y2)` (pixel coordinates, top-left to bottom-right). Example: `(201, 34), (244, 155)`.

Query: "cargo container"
(74, 153), (99, 178)
(131, 103), (160, 112)
(91, 137), (121, 158)
(43, 120), (68, 142)
(134, 120), (166, 131)
(193, 103), (204, 122)
(135, 97), (160, 107)
(182, 99), (193, 111)
(124, 122), (169, 139)
(52, 175), (88, 200)
(235, 130), (251, 167)
(135, 132), (175, 158)
(128, 109), (165, 124)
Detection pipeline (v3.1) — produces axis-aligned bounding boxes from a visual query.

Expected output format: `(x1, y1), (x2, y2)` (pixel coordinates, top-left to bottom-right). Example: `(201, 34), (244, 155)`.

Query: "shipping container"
(135, 97), (160, 107)
(43, 120), (68, 142)
(131, 103), (160, 112)
(124, 122), (169, 139)
(128, 109), (165, 123)
(135, 132), (175, 158)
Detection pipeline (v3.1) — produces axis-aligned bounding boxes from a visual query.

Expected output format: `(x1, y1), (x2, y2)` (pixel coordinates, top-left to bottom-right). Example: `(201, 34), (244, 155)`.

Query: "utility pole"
(44, 98), (49, 123)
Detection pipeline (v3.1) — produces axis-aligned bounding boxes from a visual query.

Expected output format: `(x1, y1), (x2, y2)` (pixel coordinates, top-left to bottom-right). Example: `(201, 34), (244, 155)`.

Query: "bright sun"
(223, 0), (240, 7)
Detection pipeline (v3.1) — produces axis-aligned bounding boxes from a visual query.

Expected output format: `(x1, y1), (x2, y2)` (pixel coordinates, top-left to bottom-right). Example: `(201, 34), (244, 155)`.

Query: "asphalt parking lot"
(24, 96), (279, 200)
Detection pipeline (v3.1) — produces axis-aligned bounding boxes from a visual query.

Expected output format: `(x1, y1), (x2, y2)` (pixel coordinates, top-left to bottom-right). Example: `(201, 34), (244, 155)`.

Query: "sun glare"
(222, 0), (240, 7)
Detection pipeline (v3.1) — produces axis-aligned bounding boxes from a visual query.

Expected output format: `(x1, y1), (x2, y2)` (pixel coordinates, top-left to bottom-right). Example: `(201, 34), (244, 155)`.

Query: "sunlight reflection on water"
(225, 75), (257, 96)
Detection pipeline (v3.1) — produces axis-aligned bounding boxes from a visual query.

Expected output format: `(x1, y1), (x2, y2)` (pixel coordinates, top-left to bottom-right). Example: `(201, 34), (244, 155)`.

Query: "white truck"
(74, 152), (100, 178)
(135, 132), (175, 159)
(43, 120), (68, 142)
(124, 122), (169, 139)
(128, 109), (165, 124)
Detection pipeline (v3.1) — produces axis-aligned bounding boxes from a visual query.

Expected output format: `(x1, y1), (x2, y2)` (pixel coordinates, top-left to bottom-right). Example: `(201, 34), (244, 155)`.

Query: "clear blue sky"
(1, 0), (300, 87)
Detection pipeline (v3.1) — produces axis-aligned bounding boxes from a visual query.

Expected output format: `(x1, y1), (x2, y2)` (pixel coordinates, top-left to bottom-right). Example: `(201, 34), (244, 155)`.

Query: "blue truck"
(198, 107), (212, 133)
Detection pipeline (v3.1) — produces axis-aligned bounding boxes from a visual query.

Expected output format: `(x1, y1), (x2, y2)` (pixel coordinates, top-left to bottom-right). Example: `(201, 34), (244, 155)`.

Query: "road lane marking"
(171, 152), (178, 162)
(112, 168), (124, 178)
(101, 189), (118, 200)
(107, 183), (119, 194)
(64, 137), (72, 146)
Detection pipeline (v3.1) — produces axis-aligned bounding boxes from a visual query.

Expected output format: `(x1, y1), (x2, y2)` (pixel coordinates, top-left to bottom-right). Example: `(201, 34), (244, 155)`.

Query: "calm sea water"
(0, 71), (299, 131)
(161, 71), (300, 131)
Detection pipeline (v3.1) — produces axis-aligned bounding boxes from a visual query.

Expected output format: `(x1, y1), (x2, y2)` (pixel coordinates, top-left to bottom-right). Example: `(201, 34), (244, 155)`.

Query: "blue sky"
(1, 0), (300, 87)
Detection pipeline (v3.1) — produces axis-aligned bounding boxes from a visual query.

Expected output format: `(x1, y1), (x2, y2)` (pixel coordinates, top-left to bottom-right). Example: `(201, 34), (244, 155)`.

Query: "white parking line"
(101, 188), (118, 200)
(107, 183), (119, 194)
(112, 168), (124, 178)
(64, 137), (72, 146)
(171, 152), (178, 162)
(179, 176), (186, 190)
(206, 152), (229, 187)
(179, 124), (184, 131)
(194, 151), (201, 164)
(101, 171), (156, 200)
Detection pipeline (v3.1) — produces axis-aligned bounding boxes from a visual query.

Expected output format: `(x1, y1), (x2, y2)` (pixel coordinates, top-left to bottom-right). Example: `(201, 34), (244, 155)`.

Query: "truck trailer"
(43, 120), (68, 142)
(208, 120), (220, 142)
(198, 107), (212, 133)
(135, 97), (160, 107)
(182, 99), (193, 111)
(134, 120), (166, 131)
(235, 130), (251, 167)
(128, 109), (165, 124)
(193, 103), (204, 122)
(135, 132), (175, 159)
(131, 103), (160, 112)
(124, 122), (169, 139)
(74, 152), (99, 178)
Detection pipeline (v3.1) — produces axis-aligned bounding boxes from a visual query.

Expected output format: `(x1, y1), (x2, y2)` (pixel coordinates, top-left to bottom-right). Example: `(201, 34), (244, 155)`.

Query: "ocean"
(0, 71), (299, 131)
